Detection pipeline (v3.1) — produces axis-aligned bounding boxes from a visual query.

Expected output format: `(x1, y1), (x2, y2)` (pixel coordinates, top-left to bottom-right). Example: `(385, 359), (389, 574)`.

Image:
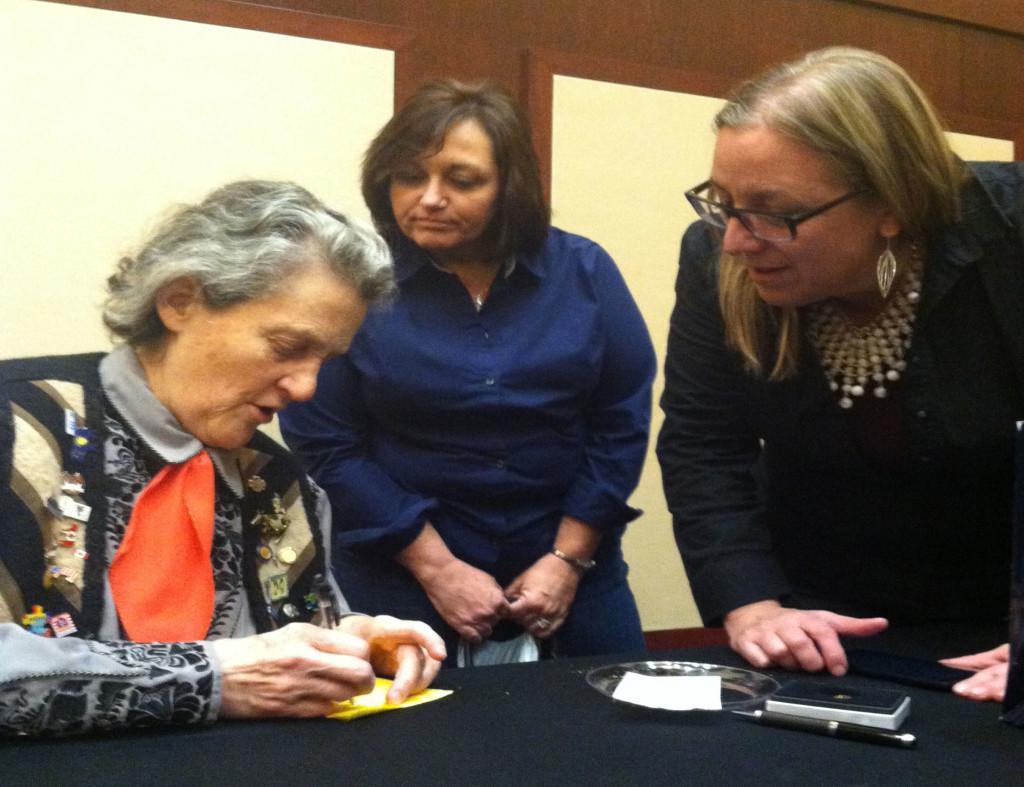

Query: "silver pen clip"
(314, 573), (340, 629)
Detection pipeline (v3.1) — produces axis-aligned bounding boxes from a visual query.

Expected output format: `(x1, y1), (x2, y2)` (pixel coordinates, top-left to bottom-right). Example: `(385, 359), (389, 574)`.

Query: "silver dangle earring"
(877, 237), (898, 299)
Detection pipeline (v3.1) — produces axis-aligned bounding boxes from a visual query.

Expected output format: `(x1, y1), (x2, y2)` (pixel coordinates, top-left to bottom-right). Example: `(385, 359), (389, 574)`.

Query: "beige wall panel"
(1, 0), (393, 362)
(551, 75), (724, 631)
(946, 132), (1015, 162)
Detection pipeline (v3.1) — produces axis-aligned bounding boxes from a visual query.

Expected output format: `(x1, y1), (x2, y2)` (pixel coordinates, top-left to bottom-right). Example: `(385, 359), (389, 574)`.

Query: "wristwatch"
(551, 548), (596, 573)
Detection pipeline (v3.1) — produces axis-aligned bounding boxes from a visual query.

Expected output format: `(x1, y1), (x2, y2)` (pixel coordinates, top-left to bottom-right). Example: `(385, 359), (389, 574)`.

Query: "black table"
(1, 624), (1017, 786)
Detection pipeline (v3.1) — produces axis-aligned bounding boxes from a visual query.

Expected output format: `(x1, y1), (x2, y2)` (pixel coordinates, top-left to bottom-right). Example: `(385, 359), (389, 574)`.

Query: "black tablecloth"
(1, 624), (1016, 786)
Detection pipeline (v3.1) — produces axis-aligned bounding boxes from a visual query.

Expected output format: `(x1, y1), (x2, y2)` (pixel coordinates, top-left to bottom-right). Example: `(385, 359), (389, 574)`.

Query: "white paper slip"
(612, 672), (722, 711)
(57, 495), (92, 522)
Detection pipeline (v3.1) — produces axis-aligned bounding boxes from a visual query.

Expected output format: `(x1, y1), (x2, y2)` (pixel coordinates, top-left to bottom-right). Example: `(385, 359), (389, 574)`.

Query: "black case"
(846, 649), (972, 690)
(765, 679), (912, 729)
(770, 680), (907, 714)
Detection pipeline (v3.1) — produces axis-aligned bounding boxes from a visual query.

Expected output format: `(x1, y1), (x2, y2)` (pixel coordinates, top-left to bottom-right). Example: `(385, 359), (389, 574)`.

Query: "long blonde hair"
(714, 47), (966, 379)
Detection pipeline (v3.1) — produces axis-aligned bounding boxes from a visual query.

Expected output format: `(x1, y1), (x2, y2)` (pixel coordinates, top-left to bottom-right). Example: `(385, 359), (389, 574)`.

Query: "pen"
(732, 709), (917, 748)
(314, 573), (340, 629)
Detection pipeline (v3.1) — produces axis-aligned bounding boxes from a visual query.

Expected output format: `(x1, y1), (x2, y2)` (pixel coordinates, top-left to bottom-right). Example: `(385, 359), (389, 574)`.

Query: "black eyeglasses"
(685, 180), (866, 242)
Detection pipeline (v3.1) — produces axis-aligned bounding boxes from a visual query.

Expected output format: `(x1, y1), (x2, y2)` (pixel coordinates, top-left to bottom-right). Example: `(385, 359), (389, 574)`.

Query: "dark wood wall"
(297, 0), (1024, 131)
(52, 0), (1024, 162)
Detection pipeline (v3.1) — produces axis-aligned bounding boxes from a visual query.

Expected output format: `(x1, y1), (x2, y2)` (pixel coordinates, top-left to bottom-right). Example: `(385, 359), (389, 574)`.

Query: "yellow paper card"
(327, 678), (453, 721)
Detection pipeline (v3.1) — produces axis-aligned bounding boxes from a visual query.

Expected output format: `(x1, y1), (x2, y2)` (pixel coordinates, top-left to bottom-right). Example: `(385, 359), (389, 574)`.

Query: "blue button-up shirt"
(281, 227), (655, 577)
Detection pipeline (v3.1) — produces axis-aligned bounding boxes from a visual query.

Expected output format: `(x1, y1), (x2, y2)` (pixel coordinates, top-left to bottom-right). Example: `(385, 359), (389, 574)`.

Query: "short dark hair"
(362, 79), (549, 257)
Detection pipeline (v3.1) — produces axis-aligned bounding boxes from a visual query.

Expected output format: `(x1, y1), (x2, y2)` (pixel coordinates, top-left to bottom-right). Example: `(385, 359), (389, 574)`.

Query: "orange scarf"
(109, 451), (216, 642)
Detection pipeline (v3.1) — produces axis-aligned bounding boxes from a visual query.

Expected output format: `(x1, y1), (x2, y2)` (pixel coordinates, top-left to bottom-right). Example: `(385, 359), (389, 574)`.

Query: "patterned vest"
(0, 353), (329, 639)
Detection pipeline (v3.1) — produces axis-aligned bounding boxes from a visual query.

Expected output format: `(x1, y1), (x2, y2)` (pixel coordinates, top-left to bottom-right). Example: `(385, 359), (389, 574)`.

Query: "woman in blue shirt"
(281, 80), (655, 664)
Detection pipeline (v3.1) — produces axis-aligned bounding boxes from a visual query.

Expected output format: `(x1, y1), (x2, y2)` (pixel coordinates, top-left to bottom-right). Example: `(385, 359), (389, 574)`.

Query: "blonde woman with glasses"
(657, 47), (1023, 703)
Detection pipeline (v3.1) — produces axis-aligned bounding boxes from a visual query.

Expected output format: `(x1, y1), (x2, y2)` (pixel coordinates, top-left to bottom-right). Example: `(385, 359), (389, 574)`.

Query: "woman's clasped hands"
(398, 522), (584, 645)
(210, 615), (446, 719)
(412, 552), (581, 644)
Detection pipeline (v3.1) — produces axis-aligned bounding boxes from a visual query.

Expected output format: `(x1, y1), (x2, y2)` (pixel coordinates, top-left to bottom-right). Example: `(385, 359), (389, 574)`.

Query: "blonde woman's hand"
(724, 600), (888, 676)
(943, 643), (1009, 702)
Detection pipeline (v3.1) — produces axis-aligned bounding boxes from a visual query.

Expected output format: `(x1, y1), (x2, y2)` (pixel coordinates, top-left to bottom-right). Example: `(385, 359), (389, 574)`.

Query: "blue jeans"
(332, 546), (646, 667)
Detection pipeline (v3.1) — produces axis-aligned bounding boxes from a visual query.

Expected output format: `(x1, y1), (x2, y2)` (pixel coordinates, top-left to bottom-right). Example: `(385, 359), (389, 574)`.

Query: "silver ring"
(535, 618), (551, 630)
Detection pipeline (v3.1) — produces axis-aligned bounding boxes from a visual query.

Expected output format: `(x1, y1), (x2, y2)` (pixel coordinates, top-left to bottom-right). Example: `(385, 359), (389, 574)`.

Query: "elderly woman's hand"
(504, 553), (581, 639)
(211, 623), (378, 719)
(942, 643), (1009, 702)
(337, 614), (446, 703)
(725, 600), (889, 676)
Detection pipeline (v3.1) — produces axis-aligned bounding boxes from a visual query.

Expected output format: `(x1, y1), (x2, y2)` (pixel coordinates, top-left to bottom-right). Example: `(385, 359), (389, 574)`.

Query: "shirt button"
(485, 377), (495, 386)
(495, 459), (505, 468)
(916, 409), (928, 419)
(483, 331), (490, 339)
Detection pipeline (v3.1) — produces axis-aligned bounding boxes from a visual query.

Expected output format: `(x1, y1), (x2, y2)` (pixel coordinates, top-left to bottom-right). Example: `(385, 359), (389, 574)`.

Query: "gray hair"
(103, 180), (395, 346)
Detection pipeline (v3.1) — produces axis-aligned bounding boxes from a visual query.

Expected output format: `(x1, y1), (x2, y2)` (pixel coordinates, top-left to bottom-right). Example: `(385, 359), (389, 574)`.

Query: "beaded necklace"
(808, 246), (923, 410)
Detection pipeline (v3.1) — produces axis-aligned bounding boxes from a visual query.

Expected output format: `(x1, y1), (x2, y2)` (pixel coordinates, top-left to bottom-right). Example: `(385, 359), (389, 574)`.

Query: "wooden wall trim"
(644, 627), (730, 651)
(42, 0), (416, 108)
(850, 0), (1024, 38)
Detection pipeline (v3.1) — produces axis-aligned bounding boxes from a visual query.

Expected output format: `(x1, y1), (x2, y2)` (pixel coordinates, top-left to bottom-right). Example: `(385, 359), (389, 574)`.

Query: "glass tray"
(586, 660), (779, 711)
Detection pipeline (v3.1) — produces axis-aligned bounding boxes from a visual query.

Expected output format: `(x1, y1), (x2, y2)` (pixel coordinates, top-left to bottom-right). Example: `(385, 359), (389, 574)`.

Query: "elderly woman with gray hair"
(0, 180), (445, 736)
